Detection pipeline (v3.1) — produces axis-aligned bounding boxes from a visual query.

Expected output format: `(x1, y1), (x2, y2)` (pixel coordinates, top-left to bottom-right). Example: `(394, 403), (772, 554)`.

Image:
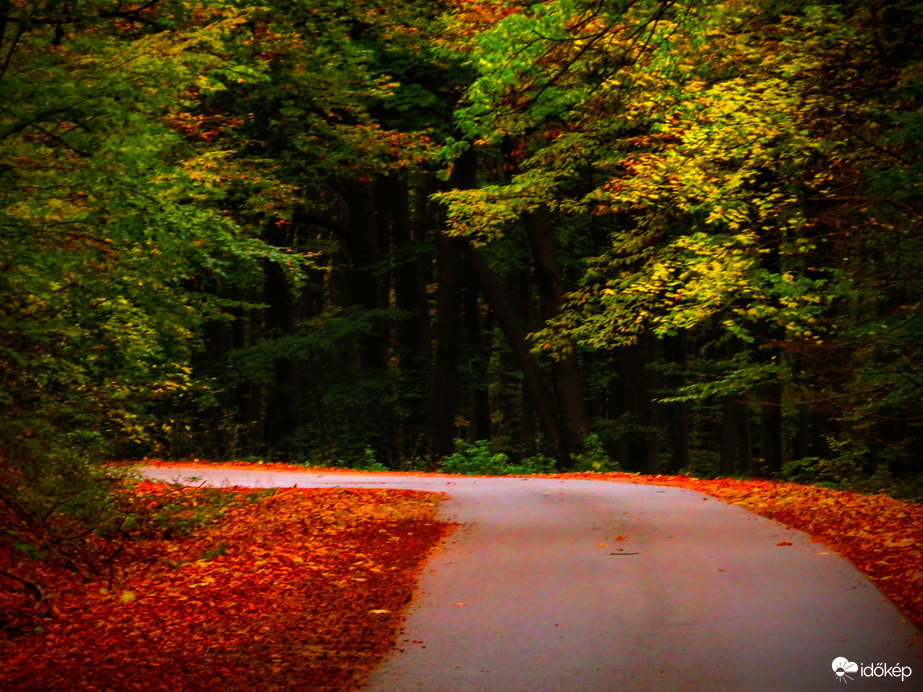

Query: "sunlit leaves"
(450, 0), (683, 142)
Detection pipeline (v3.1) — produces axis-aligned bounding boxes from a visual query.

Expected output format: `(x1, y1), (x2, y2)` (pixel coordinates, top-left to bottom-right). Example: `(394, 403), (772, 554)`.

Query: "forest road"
(138, 467), (923, 691)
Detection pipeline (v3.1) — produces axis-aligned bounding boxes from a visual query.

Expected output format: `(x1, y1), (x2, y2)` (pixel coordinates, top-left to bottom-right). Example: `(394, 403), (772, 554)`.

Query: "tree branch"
(0, 566), (46, 603)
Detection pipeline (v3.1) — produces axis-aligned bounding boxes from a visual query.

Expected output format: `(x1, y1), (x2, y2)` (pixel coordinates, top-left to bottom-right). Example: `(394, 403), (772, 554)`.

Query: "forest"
(3, 0), (923, 516)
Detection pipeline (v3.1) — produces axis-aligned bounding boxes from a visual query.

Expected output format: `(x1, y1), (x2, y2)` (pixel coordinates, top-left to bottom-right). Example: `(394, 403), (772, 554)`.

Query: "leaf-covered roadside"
(0, 482), (453, 691)
(134, 460), (923, 633)
(551, 472), (923, 632)
(134, 461), (923, 635)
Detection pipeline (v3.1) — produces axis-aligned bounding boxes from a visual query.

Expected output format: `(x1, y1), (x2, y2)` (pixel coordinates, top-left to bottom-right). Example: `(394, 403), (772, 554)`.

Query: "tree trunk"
(720, 397), (740, 476)
(338, 178), (388, 372)
(429, 149), (477, 461)
(620, 343), (649, 472)
(465, 280), (492, 441)
(430, 234), (465, 460)
(261, 220), (299, 455)
(755, 223), (785, 476)
(465, 243), (563, 461)
(523, 205), (588, 464)
(760, 381), (784, 475)
(388, 173), (430, 459)
(662, 334), (689, 473)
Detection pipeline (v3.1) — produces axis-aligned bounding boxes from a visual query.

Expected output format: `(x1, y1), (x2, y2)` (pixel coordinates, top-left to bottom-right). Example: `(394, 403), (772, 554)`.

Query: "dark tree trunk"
(668, 400), (690, 473)
(739, 403), (754, 474)
(760, 381), (784, 475)
(720, 397), (740, 476)
(519, 383), (538, 458)
(465, 243), (564, 461)
(620, 343), (650, 472)
(755, 222), (785, 476)
(507, 266), (537, 457)
(388, 173), (430, 459)
(643, 335), (661, 474)
(523, 205), (588, 463)
(338, 178), (388, 372)
(429, 150), (477, 461)
(430, 234), (466, 460)
(465, 280), (492, 441)
(662, 334), (689, 473)
(262, 221), (299, 454)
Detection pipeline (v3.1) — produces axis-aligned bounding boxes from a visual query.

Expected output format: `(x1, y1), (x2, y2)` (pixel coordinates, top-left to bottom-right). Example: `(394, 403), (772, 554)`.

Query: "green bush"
(438, 436), (624, 476)
(508, 454), (557, 475)
(573, 434), (622, 473)
(439, 440), (511, 475)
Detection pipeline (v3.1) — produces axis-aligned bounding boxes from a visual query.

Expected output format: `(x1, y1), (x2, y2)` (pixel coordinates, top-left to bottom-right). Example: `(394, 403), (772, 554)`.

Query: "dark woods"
(2, 0), (923, 493)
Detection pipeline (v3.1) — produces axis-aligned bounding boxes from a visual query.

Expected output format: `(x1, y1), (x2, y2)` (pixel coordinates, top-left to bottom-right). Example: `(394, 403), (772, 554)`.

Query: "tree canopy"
(2, 0), (922, 544)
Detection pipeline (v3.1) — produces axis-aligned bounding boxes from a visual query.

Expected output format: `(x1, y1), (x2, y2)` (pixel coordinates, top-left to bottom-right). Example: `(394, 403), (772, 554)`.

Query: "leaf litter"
(3, 462), (920, 691)
(1, 481), (454, 691)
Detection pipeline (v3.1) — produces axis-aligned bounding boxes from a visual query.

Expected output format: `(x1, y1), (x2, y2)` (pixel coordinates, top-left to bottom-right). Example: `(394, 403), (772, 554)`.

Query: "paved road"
(138, 466), (922, 691)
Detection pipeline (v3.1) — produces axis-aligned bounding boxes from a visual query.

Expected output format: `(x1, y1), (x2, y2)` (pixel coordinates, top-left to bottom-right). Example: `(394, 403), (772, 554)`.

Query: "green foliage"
(436, 0), (923, 480)
(3, 0), (923, 515)
(436, 439), (612, 475)
(356, 448), (389, 473)
(573, 434), (622, 473)
(677, 449), (724, 480)
(0, 0), (282, 560)
(513, 454), (559, 475)
(439, 439), (511, 475)
(0, 460), (234, 585)
(781, 436), (870, 487)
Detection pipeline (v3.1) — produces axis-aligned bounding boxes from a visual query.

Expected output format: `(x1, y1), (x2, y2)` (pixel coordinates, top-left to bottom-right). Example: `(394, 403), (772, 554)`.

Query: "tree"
(4, 0), (921, 491)
(437, 0), (923, 479)
(0, 0), (271, 551)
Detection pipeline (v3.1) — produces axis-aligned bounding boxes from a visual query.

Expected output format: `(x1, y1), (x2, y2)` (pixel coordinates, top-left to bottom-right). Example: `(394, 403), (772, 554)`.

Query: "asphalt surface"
(137, 466), (923, 691)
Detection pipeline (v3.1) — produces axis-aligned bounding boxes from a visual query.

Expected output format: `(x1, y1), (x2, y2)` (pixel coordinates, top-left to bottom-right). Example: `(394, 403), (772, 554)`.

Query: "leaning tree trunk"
(523, 206), (588, 465)
(465, 243), (564, 462)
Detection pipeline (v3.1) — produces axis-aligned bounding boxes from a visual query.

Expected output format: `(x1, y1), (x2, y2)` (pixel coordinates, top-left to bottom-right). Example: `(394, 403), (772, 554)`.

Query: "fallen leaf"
(0, 481), (455, 692)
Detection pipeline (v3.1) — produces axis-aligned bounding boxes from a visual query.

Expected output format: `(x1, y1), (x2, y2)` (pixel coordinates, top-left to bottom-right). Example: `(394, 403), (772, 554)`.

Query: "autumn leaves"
(0, 484), (453, 691)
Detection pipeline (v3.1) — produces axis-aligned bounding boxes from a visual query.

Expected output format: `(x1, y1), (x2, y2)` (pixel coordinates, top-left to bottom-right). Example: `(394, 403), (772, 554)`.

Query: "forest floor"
(1, 462), (920, 690)
(0, 478), (454, 691)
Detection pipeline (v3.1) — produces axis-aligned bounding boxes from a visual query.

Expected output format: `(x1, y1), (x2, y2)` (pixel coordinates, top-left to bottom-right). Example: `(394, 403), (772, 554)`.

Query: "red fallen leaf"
(102, 463), (923, 642)
(777, 541), (793, 546)
(0, 483), (455, 692)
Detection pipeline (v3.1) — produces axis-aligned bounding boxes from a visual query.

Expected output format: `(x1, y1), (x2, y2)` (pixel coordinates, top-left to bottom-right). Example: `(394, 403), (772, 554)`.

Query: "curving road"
(138, 466), (922, 691)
